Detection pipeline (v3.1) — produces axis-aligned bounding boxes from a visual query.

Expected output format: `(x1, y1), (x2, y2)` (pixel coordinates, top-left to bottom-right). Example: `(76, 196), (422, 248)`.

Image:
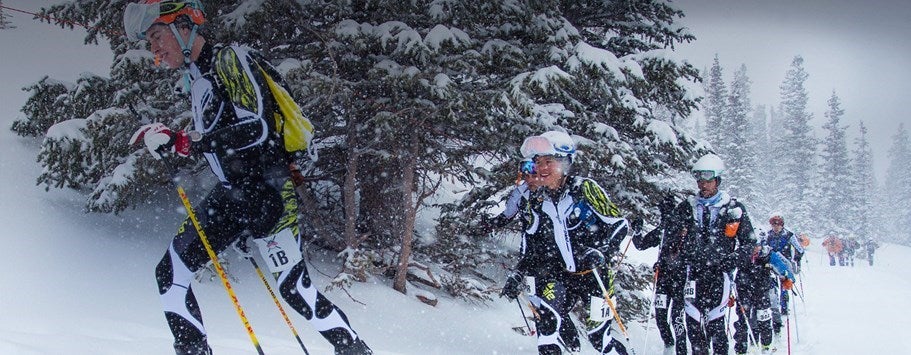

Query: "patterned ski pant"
(528, 272), (629, 355)
(155, 181), (361, 352)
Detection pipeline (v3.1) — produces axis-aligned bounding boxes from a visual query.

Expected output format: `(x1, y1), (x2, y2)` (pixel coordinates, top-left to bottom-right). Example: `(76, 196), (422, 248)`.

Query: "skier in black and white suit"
(631, 193), (690, 355)
(500, 132), (631, 355)
(677, 154), (757, 355)
(732, 245), (775, 354)
(123, 2), (369, 354)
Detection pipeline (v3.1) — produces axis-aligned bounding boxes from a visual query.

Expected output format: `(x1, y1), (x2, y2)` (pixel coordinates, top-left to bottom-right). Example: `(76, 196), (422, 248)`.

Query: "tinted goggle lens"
(693, 170), (717, 181)
(520, 160), (536, 174)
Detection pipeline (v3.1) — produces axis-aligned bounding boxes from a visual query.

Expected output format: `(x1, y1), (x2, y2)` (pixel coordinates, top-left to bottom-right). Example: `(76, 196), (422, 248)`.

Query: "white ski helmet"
(692, 153), (724, 182)
(519, 135), (556, 159)
(540, 130), (576, 161)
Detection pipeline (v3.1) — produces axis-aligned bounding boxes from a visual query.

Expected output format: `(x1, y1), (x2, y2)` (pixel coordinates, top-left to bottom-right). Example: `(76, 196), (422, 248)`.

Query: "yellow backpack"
(258, 66), (314, 153)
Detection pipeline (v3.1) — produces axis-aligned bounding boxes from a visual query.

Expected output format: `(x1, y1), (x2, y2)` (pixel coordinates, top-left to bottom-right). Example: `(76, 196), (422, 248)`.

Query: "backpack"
(256, 64), (314, 154)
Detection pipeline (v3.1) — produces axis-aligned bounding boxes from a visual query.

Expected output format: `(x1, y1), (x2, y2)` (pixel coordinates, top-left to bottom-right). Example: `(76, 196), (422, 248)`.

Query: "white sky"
(673, 0), (911, 181)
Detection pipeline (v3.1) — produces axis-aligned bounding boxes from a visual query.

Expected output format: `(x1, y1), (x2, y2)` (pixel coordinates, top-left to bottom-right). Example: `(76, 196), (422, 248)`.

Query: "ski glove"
(581, 248), (606, 270)
(501, 274), (524, 299)
(233, 237), (254, 259)
(129, 122), (190, 159)
(629, 217), (644, 237)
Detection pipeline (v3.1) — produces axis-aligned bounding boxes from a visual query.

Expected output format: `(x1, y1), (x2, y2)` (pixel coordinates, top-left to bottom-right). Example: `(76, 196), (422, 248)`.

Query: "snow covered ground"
(2, 5), (908, 354)
(1, 134), (907, 355)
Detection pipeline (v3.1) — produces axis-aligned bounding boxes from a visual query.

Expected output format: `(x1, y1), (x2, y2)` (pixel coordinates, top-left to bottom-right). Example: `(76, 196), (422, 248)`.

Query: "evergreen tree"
(0, 0), (15, 30)
(817, 91), (852, 236)
(848, 121), (878, 240)
(777, 56), (816, 230)
(721, 64), (757, 207)
(884, 124), (911, 245)
(14, 0), (701, 304)
(703, 54), (727, 150)
(751, 104), (773, 217)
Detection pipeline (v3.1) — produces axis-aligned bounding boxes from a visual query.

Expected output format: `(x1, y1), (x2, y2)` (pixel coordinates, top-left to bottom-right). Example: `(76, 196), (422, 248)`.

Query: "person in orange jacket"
(822, 235), (843, 266)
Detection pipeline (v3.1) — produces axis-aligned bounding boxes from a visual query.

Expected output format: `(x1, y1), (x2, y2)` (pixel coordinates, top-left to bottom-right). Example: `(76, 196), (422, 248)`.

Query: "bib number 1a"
(253, 228), (302, 273)
(589, 296), (612, 322)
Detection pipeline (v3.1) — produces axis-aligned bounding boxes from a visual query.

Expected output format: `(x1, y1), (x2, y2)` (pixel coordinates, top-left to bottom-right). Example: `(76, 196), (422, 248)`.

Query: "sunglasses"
(693, 170), (718, 181)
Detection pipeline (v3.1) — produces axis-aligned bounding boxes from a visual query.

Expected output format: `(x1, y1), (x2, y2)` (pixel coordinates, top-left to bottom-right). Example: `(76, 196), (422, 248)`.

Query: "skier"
(630, 193), (689, 355)
(822, 235), (843, 266)
(732, 246), (775, 355)
(761, 214), (803, 336)
(122, 1), (371, 354)
(842, 237), (859, 267)
(677, 153), (757, 355)
(500, 131), (631, 354)
(864, 237), (881, 266)
(481, 137), (545, 233)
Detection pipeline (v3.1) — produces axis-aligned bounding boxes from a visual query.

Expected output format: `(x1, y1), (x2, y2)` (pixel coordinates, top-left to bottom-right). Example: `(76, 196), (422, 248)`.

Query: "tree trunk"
(343, 121), (360, 249)
(393, 133), (419, 294)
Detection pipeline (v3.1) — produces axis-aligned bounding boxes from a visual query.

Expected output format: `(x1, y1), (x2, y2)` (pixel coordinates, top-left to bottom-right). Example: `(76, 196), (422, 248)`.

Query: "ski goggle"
(520, 160), (536, 175)
(519, 136), (556, 159)
(692, 170), (718, 181)
(123, 1), (205, 42)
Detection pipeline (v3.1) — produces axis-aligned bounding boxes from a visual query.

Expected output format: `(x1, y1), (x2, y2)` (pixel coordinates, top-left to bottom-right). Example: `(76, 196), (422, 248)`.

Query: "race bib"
(757, 308), (772, 322)
(525, 276), (536, 296)
(589, 296), (612, 322)
(655, 293), (668, 309)
(684, 281), (696, 300)
(253, 229), (302, 273)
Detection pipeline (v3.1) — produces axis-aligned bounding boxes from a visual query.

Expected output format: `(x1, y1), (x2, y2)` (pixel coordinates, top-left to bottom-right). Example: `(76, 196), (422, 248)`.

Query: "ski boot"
(335, 337), (373, 355)
(174, 342), (212, 355)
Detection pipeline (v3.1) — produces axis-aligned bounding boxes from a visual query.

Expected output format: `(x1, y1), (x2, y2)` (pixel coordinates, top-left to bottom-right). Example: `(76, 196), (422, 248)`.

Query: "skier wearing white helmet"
(500, 131), (632, 354)
(674, 153), (758, 355)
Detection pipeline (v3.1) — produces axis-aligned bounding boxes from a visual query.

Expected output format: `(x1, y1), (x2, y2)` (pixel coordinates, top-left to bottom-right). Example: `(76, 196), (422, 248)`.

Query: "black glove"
(233, 237), (253, 259)
(501, 274), (524, 299)
(629, 217), (644, 236)
(581, 248), (606, 270)
(658, 193), (677, 217)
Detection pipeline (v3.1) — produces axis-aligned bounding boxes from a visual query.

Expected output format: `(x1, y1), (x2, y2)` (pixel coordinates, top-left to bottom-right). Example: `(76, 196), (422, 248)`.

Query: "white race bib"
(757, 308), (772, 322)
(655, 293), (668, 309)
(589, 296), (612, 322)
(253, 229), (302, 273)
(684, 281), (696, 300)
(525, 276), (536, 296)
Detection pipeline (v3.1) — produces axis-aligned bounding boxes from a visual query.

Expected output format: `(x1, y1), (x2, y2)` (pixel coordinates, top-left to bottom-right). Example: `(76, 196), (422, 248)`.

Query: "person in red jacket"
(822, 235), (843, 266)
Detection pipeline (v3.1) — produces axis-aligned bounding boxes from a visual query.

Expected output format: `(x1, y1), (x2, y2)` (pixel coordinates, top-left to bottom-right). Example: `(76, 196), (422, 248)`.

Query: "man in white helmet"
(500, 131), (632, 355)
(674, 153), (758, 355)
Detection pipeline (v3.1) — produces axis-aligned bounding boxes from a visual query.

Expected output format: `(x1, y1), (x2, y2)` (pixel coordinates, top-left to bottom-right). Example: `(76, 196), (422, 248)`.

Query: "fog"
(674, 0), (911, 181)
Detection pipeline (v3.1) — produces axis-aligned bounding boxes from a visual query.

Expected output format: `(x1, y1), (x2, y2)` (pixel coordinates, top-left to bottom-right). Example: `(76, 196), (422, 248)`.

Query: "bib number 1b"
(253, 228), (302, 273)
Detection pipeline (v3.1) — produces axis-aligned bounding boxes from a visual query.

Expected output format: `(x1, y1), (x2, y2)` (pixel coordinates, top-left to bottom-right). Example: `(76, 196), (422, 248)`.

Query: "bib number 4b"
(253, 228), (302, 273)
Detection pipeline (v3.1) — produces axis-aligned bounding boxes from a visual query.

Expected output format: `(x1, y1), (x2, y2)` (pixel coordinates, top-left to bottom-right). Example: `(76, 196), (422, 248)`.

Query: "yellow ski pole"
(247, 256), (310, 354)
(176, 186), (265, 355)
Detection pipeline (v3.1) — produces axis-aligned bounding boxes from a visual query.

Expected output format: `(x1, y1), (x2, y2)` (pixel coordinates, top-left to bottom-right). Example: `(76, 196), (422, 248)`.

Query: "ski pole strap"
(177, 186), (265, 355)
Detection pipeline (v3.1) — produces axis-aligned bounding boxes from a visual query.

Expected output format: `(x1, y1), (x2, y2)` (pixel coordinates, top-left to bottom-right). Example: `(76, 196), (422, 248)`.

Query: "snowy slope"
(2, 4), (909, 355)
